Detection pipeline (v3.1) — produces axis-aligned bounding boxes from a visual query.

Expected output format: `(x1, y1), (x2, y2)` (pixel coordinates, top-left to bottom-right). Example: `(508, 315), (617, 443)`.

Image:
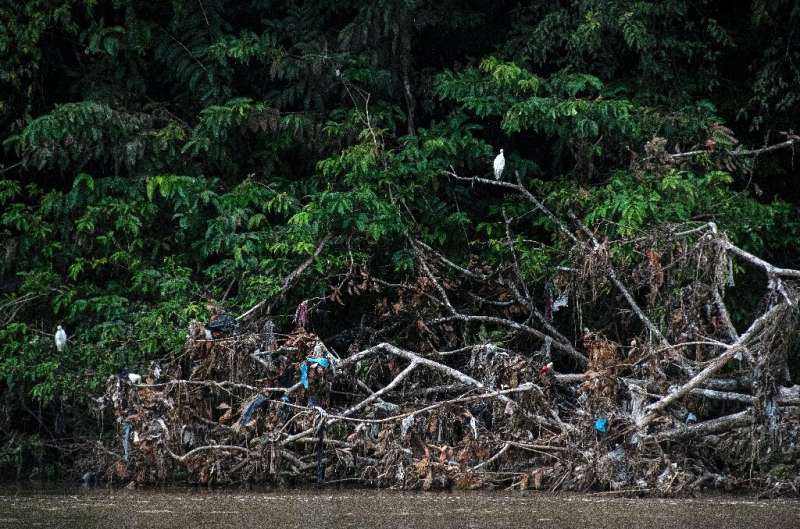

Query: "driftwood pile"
(95, 173), (800, 495)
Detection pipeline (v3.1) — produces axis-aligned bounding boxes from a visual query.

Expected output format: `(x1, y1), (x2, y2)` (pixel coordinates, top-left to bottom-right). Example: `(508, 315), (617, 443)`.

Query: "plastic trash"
(553, 291), (569, 313)
(686, 412), (698, 424)
(469, 415), (478, 438)
(239, 394), (268, 425)
(180, 426), (195, 446)
(207, 315), (239, 337)
(299, 357), (331, 389)
(540, 362), (553, 375)
(400, 414), (414, 438)
(122, 422), (132, 461)
(594, 418), (609, 433)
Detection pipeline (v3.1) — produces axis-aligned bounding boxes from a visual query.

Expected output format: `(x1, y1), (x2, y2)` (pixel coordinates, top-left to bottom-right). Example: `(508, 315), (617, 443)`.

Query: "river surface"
(0, 486), (797, 529)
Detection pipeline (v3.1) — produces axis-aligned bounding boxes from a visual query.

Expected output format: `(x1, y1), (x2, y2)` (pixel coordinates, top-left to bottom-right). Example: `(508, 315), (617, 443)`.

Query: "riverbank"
(0, 487), (798, 529)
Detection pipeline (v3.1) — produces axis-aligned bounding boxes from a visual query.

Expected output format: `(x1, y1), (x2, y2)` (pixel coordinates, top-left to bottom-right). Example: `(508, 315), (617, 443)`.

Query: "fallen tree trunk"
(94, 171), (800, 496)
(639, 302), (789, 427)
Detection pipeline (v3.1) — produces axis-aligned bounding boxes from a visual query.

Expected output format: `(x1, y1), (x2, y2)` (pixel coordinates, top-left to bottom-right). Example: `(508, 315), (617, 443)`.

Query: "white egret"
(55, 325), (67, 352)
(493, 149), (505, 180)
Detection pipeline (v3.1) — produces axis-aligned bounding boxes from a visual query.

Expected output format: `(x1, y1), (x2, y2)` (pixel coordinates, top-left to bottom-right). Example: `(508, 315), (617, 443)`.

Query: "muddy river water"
(0, 487), (797, 528)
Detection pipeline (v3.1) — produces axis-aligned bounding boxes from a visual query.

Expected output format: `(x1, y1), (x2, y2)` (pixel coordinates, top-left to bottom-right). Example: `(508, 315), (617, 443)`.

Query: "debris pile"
(95, 174), (800, 496)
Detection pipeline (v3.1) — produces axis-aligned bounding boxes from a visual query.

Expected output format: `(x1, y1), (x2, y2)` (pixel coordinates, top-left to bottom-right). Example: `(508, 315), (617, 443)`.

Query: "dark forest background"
(1, 0), (799, 477)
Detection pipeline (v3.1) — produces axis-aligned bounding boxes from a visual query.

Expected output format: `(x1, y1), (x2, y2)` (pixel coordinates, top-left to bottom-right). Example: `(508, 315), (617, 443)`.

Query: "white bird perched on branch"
(493, 149), (505, 180)
(54, 325), (67, 352)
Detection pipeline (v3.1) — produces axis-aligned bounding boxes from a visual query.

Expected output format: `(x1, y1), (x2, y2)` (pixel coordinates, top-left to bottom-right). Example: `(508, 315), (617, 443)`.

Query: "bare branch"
(670, 135), (800, 160)
(238, 235), (331, 322)
(428, 313), (587, 366)
(639, 302), (789, 426)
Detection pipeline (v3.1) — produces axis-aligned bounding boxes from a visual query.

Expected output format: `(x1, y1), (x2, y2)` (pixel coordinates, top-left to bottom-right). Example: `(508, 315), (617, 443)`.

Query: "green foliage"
(13, 102), (154, 171)
(0, 0), (799, 448)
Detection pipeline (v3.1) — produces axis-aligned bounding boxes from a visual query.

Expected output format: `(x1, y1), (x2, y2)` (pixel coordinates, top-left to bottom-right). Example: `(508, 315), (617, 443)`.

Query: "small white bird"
(54, 326), (67, 352)
(493, 149), (505, 180)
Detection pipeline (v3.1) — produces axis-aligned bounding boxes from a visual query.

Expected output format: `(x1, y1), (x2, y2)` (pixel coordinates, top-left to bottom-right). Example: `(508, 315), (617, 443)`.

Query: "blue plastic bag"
(300, 357), (330, 389)
(594, 417), (609, 433)
(239, 394), (268, 425)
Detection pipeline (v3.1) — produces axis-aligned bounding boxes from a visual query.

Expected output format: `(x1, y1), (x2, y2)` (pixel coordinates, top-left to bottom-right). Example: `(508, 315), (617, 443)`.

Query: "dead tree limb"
(570, 214), (670, 348)
(655, 407), (800, 442)
(428, 314), (587, 366)
(712, 228), (800, 280)
(414, 239), (489, 281)
(411, 237), (587, 365)
(639, 302), (789, 427)
(415, 236), (576, 352)
(670, 135), (800, 160)
(237, 234), (331, 322)
(448, 167), (670, 348)
(165, 444), (254, 463)
(471, 442), (510, 471)
(339, 360), (419, 417)
(446, 169), (578, 244)
(278, 342), (565, 447)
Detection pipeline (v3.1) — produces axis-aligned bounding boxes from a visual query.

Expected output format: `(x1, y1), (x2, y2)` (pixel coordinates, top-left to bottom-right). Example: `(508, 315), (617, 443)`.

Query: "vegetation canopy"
(1, 0), (799, 491)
